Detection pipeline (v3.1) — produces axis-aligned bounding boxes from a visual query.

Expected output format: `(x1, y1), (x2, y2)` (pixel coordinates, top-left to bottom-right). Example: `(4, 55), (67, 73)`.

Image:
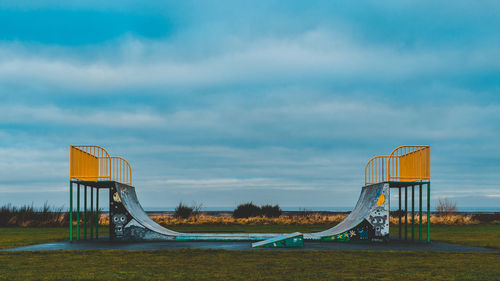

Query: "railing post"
(69, 181), (73, 242)
(427, 182), (431, 243)
(76, 183), (80, 241)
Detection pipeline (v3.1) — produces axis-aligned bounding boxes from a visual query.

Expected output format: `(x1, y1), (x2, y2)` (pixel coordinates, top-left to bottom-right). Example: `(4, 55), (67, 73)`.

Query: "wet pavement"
(2, 238), (497, 252)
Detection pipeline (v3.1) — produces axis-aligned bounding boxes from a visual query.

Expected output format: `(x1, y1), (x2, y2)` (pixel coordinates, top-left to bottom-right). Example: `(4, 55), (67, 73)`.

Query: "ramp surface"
(111, 182), (389, 242)
(252, 232), (303, 248)
(311, 182), (389, 241)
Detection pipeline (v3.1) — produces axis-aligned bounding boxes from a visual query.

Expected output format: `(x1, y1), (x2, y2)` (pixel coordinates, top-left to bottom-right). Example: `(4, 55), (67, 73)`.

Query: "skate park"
(3, 144), (498, 253)
(66, 144), (431, 248)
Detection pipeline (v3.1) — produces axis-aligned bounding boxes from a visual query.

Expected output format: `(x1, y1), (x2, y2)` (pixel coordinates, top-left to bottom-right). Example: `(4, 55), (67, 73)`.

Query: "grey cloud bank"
(0, 1), (499, 209)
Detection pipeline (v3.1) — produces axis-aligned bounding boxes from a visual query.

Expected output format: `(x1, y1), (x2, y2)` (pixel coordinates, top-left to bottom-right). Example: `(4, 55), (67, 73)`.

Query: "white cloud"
(0, 30), (497, 91)
(0, 104), (165, 128)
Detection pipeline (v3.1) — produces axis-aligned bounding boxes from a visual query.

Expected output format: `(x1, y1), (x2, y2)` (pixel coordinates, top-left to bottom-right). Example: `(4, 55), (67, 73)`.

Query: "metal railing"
(70, 145), (132, 185)
(70, 145), (111, 181)
(364, 145), (431, 185)
(109, 156), (132, 185)
(365, 156), (389, 185)
(388, 145), (430, 182)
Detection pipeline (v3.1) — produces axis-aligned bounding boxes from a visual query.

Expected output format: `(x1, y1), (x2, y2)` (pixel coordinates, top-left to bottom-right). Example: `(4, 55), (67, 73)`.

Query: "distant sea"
(140, 206), (500, 213)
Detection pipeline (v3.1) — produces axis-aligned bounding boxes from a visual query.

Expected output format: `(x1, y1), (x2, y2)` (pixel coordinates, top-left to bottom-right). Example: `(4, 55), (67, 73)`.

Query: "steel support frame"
(76, 184), (80, 240)
(389, 181), (430, 243)
(427, 182), (431, 243)
(69, 181), (73, 242)
(411, 185), (415, 241)
(398, 187), (402, 239)
(90, 187), (93, 240)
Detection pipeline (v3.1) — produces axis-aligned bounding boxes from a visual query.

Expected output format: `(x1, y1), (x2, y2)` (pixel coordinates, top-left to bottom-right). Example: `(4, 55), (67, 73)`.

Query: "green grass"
(389, 223), (500, 249)
(0, 249), (498, 280)
(0, 227), (108, 249)
(1, 223), (499, 250)
(0, 225), (498, 280)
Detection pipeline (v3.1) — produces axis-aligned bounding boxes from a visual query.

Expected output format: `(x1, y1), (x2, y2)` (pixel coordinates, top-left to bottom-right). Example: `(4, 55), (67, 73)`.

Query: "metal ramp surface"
(111, 182), (389, 242)
(252, 232), (304, 248)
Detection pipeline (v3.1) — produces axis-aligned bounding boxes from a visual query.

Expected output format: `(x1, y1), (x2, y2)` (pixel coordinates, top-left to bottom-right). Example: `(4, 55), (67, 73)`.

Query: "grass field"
(0, 224), (498, 280)
(1, 223), (499, 249)
(0, 227), (108, 249)
(0, 249), (498, 280)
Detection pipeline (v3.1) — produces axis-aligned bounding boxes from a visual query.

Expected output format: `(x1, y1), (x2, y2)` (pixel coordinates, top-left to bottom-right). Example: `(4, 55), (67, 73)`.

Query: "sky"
(0, 1), (499, 210)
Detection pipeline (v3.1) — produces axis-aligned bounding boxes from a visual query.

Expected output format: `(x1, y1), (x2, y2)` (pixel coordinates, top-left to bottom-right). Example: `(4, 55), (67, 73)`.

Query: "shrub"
(233, 202), (261, 218)
(261, 204), (282, 218)
(173, 202), (202, 219)
(297, 208), (313, 218)
(174, 202), (193, 219)
(436, 198), (457, 217)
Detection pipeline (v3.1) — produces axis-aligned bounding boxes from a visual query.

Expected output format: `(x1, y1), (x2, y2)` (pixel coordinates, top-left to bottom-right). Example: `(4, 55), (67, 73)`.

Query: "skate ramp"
(112, 182), (389, 242)
(311, 182), (389, 239)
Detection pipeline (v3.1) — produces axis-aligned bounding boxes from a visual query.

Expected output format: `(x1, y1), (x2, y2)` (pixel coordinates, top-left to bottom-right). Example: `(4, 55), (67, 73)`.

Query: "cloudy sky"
(0, 1), (499, 210)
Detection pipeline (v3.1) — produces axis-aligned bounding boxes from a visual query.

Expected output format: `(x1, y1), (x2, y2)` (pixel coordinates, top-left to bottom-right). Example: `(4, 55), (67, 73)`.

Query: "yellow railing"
(364, 145), (430, 185)
(365, 156), (389, 185)
(70, 145), (111, 181)
(70, 145), (132, 185)
(109, 156), (132, 185)
(388, 145), (430, 182)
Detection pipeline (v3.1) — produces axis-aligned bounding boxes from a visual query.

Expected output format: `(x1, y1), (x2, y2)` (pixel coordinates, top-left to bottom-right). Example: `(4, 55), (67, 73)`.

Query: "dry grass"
(98, 213), (484, 226)
(0, 204), (67, 227)
(99, 213), (347, 226)
(389, 214), (480, 225)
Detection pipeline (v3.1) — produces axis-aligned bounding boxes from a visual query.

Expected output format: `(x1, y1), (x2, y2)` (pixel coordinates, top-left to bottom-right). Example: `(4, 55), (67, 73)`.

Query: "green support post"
(84, 185), (87, 239)
(405, 186), (408, 240)
(96, 188), (99, 239)
(419, 184), (423, 242)
(398, 187), (402, 239)
(76, 184), (80, 241)
(69, 181), (73, 242)
(90, 187), (94, 240)
(411, 185), (415, 241)
(427, 182), (431, 243)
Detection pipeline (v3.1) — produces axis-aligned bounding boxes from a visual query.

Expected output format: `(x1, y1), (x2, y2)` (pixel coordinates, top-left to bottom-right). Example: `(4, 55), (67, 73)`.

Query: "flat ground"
(0, 224), (498, 280)
(0, 249), (498, 280)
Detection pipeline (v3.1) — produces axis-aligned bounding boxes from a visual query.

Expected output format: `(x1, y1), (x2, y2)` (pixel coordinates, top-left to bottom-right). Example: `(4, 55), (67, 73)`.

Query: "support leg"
(90, 187), (94, 240)
(398, 187), (402, 240)
(69, 181), (73, 242)
(419, 184), (423, 242)
(427, 182), (431, 243)
(405, 186), (408, 240)
(96, 188), (99, 240)
(412, 185), (415, 241)
(76, 184), (80, 241)
(84, 185), (87, 240)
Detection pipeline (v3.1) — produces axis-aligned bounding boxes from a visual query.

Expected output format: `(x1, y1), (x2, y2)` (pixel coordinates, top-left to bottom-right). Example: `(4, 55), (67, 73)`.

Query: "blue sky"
(0, 1), (499, 209)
